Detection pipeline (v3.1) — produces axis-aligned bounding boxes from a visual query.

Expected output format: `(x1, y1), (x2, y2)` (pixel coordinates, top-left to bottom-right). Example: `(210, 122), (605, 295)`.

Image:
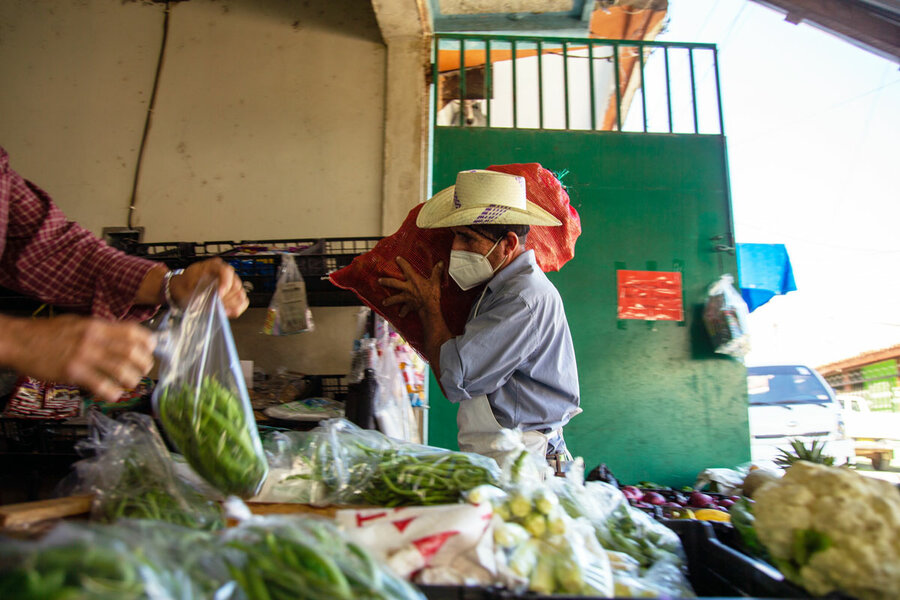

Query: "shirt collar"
(486, 249), (536, 293)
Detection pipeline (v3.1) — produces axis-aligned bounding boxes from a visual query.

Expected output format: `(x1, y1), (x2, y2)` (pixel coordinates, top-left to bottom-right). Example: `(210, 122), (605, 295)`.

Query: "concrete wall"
(0, 0), (388, 375)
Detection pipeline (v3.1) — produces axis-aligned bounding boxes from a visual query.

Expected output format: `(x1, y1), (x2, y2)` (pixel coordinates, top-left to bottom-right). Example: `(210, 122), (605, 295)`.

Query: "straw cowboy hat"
(416, 169), (562, 229)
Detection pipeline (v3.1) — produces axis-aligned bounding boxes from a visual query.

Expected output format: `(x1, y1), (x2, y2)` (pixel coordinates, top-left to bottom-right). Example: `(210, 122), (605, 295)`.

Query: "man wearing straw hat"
(380, 170), (580, 467)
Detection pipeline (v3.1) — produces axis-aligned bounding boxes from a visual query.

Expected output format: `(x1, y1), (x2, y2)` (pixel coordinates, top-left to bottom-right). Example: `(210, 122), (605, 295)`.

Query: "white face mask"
(448, 236), (507, 291)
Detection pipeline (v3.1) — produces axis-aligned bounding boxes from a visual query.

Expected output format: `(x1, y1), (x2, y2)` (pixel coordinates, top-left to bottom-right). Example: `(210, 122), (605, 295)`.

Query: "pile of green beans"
(225, 521), (423, 600)
(96, 451), (224, 530)
(157, 376), (267, 498)
(359, 446), (501, 507)
(0, 542), (149, 600)
(102, 487), (223, 530)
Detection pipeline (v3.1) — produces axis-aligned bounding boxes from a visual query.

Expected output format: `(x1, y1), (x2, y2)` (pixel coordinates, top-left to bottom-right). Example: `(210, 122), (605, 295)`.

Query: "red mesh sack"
(487, 163), (581, 272)
(329, 163), (580, 358)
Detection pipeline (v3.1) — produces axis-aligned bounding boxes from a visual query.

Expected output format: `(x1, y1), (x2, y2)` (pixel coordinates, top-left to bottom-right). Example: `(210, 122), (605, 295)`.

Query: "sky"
(653, 0), (900, 368)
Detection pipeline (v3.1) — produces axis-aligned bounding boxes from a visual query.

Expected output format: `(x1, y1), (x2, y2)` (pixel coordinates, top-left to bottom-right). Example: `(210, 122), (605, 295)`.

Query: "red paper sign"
(617, 270), (684, 321)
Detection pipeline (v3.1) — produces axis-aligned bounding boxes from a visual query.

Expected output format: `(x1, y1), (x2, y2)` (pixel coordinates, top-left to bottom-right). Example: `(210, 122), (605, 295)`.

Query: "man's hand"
(169, 258), (250, 318)
(379, 257), (453, 374)
(1, 315), (156, 403)
(379, 257), (443, 319)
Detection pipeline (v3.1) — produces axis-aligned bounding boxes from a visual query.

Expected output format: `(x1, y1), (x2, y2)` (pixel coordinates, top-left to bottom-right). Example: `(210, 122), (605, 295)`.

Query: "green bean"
(157, 376), (267, 498)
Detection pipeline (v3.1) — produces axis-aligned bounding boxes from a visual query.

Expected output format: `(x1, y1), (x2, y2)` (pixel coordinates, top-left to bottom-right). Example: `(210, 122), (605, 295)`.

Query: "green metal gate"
(429, 34), (749, 487)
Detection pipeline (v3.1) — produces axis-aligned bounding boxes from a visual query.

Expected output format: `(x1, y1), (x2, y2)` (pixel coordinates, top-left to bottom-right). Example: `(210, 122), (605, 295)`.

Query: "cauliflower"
(753, 461), (900, 600)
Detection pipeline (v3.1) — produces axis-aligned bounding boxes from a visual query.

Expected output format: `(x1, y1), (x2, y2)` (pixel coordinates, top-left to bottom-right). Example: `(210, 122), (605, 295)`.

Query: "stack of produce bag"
(0, 514), (424, 600)
(256, 418), (501, 507)
(0, 519), (231, 599)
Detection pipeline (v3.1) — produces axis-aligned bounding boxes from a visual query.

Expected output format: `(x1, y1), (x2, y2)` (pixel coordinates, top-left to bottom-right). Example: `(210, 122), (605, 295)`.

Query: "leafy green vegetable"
(728, 497), (769, 560)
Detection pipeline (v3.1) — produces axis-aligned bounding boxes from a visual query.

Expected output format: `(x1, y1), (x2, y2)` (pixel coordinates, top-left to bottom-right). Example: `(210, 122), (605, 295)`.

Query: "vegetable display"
(157, 377), (268, 498)
(622, 485), (737, 522)
(0, 542), (149, 599)
(464, 480), (695, 597)
(261, 419), (501, 507)
(67, 411), (224, 530)
(0, 521), (209, 600)
(358, 446), (500, 507)
(479, 484), (615, 596)
(0, 517), (424, 600)
(223, 517), (424, 600)
(750, 460), (900, 600)
(99, 465), (223, 530)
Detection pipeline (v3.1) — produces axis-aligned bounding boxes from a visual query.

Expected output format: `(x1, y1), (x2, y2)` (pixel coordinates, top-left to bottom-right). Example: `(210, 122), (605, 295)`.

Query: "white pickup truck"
(837, 394), (900, 470)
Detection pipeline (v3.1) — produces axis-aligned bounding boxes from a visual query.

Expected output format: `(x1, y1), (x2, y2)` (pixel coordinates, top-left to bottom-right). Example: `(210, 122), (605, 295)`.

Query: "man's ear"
(504, 231), (520, 254)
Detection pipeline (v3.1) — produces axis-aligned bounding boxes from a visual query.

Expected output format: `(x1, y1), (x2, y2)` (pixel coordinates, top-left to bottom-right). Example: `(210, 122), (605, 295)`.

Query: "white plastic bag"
(702, 274), (751, 357)
(373, 340), (417, 442)
(262, 253), (314, 335)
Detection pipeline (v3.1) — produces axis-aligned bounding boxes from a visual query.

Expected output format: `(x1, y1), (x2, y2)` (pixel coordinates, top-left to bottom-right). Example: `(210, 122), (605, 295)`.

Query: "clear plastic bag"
(0, 520), (221, 600)
(702, 274), (751, 357)
(464, 483), (615, 595)
(551, 480), (688, 571)
(221, 514), (425, 600)
(63, 411), (224, 529)
(257, 419), (388, 505)
(257, 418), (501, 507)
(154, 281), (268, 498)
(262, 253), (314, 335)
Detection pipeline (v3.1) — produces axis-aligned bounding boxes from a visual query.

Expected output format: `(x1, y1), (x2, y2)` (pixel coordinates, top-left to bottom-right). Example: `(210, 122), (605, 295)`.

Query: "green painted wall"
(428, 127), (750, 487)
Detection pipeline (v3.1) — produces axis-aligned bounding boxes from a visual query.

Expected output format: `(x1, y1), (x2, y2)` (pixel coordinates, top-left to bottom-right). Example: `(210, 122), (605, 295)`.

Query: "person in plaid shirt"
(0, 145), (249, 402)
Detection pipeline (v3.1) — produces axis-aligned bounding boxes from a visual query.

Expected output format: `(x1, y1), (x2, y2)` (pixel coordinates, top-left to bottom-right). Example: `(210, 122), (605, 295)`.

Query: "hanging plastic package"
(262, 253), (314, 335)
(702, 274), (751, 358)
(154, 280), (268, 498)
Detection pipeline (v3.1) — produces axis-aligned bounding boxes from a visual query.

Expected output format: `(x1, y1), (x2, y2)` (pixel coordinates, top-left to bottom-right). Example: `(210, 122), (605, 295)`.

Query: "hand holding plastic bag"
(154, 281), (268, 498)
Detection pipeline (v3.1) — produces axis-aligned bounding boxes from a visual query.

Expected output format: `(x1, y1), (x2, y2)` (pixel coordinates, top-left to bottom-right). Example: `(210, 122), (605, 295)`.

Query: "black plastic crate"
(124, 237), (381, 307)
(303, 373), (349, 400)
(0, 417), (89, 456)
(419, 585), (494, 600)
(664, 519), (826, 599)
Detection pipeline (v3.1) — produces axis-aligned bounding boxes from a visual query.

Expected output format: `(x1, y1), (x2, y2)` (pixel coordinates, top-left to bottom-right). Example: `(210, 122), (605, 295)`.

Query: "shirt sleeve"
(0, 161), (162, 322)
(439, 293), (538, 403)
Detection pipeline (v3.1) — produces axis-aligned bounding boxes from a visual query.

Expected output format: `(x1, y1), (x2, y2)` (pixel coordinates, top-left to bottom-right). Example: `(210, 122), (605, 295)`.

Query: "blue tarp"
(736, 243), (797, 312)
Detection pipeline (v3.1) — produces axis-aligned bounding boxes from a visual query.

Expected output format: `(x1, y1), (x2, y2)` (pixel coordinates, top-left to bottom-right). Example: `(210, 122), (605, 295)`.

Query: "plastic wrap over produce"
(153, 281), (268, 499)
(62, 411), (224, 529)
(547, 479), (696, 597)
(0, 519), (235, 599)
(221, 515), (424, 600)
(256, 418), (501, 507)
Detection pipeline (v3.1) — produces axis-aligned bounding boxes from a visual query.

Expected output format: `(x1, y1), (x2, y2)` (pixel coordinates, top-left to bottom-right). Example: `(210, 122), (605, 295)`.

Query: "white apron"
(457, 392), (557, 464)
(455, 285), (562, 465)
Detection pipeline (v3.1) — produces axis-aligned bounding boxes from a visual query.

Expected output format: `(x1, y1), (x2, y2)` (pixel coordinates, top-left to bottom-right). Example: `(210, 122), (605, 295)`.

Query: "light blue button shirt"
(439, 250), (580, 433)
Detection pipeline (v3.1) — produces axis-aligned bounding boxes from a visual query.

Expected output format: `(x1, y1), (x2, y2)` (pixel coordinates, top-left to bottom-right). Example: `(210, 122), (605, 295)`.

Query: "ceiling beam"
(749, 0), (900, 63)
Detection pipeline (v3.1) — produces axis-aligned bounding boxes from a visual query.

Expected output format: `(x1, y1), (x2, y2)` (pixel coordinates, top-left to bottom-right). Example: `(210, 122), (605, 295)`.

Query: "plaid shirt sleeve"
(0, 146), (163, 322)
